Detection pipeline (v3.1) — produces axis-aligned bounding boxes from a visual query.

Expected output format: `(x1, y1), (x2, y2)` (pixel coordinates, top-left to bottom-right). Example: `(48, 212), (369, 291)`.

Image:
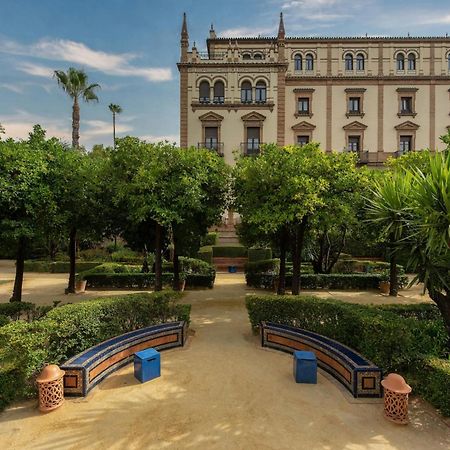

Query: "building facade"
(178, 13), (450, 166)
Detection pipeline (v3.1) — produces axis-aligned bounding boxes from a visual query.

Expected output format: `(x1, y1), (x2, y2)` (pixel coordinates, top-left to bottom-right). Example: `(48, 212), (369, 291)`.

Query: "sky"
(1, 0), (450, 149)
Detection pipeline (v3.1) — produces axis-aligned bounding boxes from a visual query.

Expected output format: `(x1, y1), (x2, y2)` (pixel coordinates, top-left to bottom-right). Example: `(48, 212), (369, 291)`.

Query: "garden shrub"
(162, 257), (215, 275)
(201, 232), (218, 246)
(245, 259), (280, 276)
(24, 260), (102, 273)
(110, 248), (143, 264)
(212, 245), (247, 258)
(80, 262), (141, 276)
(186, 274), (216, 288)
(82, 273), (174, 289)
(0, 291), (189, 410)
(248, 248), (272, 262)
(197, 246), (213, 265)
(78, 248), (110, 261)
(0, 302), (52, 323)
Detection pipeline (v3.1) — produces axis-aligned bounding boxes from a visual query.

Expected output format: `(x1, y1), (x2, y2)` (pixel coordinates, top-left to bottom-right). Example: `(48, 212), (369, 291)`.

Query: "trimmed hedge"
(0, 291), (189, 410)
(186, 274), (215, 289)
(197, 246), (213, 265)
(83, 273), (174, 289)
(201, 232), (218, 246)
(0, 302), (52, 324)
(24, 260), (102, 273)
(212, 245), (248, 258)
(245, 295), (449, 416)
(333, 259), (404, 275)
(246, 273), (385, 290)
(245, 259), (280, 276)
(248, 248), (272, 262)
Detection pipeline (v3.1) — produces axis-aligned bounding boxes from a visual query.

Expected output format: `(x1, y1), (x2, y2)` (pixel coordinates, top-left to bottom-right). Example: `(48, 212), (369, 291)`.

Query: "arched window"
(397, 53), (405, 71)
(213, 81), (225, 104)
(305, 53), (314, 71)
(356, 53), (365, 71)
(253, 53), (263, 60)
(345, 54), (354, 71)
(294, 54), (302, 71)
(241, 81), (252, 103)
(407, 53), (416, 71)
(255, 81), (267, 103)
(242, 53), (252, 60)
(199, 80), (210, 103)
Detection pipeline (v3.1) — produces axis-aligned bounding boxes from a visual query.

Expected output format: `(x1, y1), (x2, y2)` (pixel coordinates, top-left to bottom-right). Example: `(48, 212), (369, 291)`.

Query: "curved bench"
(261, 322), (382, 398)
(61, 321), (187, 396)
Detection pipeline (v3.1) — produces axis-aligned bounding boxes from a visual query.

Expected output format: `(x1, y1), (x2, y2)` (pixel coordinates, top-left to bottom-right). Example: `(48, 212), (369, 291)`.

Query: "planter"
(379, 281), (390, 294)
(75, 280), (87, 294)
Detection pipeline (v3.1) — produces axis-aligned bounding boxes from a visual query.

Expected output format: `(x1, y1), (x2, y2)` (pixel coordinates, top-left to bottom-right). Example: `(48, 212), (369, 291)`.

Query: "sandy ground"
(0, 267), (449, 449)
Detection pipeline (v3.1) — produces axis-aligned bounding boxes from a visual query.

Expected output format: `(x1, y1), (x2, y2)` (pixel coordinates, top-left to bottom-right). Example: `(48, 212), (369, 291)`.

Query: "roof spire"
(277, 12), (285, 40)
(209, 22), (217, 39)
(181, 12), (189, 42)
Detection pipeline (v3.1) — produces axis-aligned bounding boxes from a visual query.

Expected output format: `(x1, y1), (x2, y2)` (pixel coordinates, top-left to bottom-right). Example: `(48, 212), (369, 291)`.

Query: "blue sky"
(1, 0), (450, 149)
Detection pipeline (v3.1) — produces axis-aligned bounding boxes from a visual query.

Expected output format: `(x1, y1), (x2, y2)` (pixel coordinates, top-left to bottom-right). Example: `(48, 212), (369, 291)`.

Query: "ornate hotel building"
(177, 13), (450, 166)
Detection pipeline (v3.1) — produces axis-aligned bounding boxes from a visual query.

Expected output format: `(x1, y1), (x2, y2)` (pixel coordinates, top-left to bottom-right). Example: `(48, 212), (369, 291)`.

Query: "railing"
(241, 142), (264, 156)
(197, 142), (224, 156)
(198, 52), (226, 60)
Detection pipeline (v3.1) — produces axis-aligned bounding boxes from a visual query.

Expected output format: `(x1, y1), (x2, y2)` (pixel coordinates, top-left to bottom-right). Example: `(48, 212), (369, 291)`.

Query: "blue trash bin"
(134, 348), (161, 383)
(293, 350), (317, 384)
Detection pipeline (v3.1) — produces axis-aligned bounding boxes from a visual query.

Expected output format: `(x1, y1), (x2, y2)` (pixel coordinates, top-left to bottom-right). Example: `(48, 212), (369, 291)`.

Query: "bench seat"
(261, 322), (382, 398)
(61, 321), (187, 396)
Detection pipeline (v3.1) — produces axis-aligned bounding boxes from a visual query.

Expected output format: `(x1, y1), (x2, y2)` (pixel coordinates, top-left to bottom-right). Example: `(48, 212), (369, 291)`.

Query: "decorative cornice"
(396, 87), (419, 92)
(191, 102), (274, 112)
(198, 111), (224, 122)
(343, 121), (368, 130)
(291, 121), (316, 131)
(293, 88), (315, 93)
(345, 88), (367, 93)
(394, 120), (420, 130)
(241, 111), (267, 121)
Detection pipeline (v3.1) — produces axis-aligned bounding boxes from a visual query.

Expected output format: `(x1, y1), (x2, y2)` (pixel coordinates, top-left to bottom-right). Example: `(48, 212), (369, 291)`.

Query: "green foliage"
(185, 274), (216, 289)
(0, 292), (189, 409)
(80, 262), (141, 276)
(201, 232), (218, 246)
(248, 248), (272, 262)
(212, 245), (247, 258)
(163, 257), (215, 275)
(197, 246), (213, 265)
(83, 273), (174, 288)
(385, 149), (432, 173)
(245, 259), (280, 275)
(245, 295), (447, 369)
(110, 248), (143, 263)
(24, 260), (102, 273)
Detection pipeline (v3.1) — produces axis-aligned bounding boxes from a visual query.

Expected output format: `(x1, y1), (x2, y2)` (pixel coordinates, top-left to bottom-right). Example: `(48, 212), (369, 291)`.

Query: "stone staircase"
(210, 223), (247, 272)
(215, 226), (240, 245)
(212, 257), (247, 273)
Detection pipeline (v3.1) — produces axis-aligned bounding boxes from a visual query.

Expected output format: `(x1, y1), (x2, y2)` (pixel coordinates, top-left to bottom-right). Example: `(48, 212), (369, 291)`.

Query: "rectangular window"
(246, 127), (260, 155)
(400, 96), (413, 114)
(298, 97), (310, 114)
(348, 136), (360, 152)
(297, 135), (309, 146)
(204, 127), (218, 150)
(348, 97), (360, 113)
(399, 135), (412, 153)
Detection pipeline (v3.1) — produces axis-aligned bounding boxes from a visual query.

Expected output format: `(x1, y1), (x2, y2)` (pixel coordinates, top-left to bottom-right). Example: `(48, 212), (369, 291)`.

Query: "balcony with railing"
(241, 141), (264, 156)
(197, 142), (224, 156)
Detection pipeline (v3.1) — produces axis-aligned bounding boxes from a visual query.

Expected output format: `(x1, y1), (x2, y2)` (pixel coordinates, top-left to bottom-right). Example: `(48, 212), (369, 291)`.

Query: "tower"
(180, 12), (189, 63)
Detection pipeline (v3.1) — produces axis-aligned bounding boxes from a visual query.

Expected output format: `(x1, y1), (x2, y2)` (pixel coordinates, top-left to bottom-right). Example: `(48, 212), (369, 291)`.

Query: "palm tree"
(108, 103), (122, 149)
(54, 68), (100, 148)
(366, 173), (413, 296)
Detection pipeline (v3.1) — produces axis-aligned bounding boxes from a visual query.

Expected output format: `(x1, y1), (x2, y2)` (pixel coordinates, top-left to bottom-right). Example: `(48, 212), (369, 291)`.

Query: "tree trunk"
(325, 228), (347, 274)
(291, 217), (308, 295)
(389, 243), (398, 297)
(72, 97), (80, 148)
(277, 228), (288, 295)
(312, 232), (326, 274)
(112, 112), (116, 149)
(66, 227), (77, 294)
(172, 231), (181, 291)
(10, 237), (26, 302)
(428, 288), (450, 347)
(154, 223), (163, 291)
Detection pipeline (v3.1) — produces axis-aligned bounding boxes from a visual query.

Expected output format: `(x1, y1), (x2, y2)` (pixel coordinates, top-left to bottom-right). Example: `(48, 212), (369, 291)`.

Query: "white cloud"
(17, 62), (54, 78)
(0, 38), (172, 82)
(140, 134), (179, 144)
(84, 119), (133, 138)
(0, 83), (24, 93)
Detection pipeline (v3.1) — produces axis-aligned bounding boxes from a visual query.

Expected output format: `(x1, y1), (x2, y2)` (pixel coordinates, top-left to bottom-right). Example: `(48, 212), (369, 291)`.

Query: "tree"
(108, 104), (122, 149)
(0, 126), (60, 301)
(54, 68), (100, 148)
(234, 144), (325, 295)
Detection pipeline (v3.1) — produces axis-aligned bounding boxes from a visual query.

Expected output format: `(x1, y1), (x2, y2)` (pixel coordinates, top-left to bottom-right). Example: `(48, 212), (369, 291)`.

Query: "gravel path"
(0, 273), (448, 449)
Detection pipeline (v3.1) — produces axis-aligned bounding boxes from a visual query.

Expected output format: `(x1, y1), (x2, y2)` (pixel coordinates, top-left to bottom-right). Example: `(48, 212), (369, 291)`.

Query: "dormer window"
(294, 54), (302, 71)
(253, 53), (263, 60)
(396, 53), (405, 71)
(408, 53), (416, 71)
(356, 53), (365, 71)
(345, 54), (353, 71)
(199, 80), (210, 103)
(242, 53), (252, 60)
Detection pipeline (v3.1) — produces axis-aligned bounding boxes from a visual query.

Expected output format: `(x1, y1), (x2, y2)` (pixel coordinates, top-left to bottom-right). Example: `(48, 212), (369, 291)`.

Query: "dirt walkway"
(0, 273), (448, 449)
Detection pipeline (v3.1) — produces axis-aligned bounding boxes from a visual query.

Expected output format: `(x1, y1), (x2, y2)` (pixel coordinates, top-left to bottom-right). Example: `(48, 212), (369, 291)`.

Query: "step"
(217, 236), (240, 245)
(213, 257), (248, 273)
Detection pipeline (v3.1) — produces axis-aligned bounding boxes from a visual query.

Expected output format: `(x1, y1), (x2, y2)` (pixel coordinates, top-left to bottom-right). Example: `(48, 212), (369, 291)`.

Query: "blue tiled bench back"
(261, 322), (382, 398)
(61, 321), (187, 396)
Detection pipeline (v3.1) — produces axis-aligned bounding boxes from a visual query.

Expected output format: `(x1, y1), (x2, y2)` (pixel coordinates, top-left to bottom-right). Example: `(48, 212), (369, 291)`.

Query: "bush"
(212, 245), (247, 258)
(246, 273), (385, 290)
(83, 273), (174, 289)
(248, 248), (272, 262)
(245, 295), (447, 370)
(24, 260), (103, 273)
(201, 232), (218, 246)
(197, 246), (213, 265)
(80, 262), (141, 276)
(163, 257), (215, 275)
(0, 291), (189, 410)
(78, 248), (110, 261)
(0, 302), (52, 323)
(186, 274), (216, 289)
(110, 248), (143, 264)
(245, 259), (280, 276)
